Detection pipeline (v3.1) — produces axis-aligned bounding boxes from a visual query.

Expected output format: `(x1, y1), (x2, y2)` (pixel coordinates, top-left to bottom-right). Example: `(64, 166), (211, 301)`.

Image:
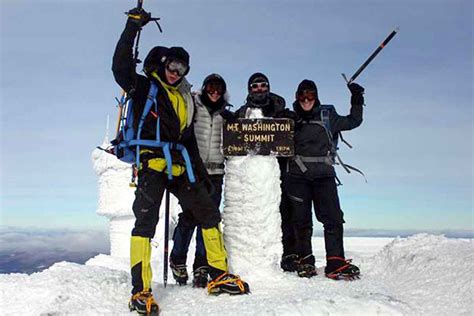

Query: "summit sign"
(223, 118), (294, 156)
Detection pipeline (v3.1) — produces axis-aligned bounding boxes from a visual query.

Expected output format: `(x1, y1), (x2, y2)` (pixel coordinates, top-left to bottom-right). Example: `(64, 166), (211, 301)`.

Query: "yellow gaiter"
(130, 236), (153, 292)
(202, 225), (228, 272)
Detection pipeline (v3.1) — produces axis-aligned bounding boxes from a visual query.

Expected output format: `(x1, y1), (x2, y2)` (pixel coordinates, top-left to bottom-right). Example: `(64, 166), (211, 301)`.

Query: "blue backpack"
(103, 83), (196, 185)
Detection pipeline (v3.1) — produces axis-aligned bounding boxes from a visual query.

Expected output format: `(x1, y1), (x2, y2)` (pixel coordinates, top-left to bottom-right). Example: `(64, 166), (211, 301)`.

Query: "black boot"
(325, 256), (360, 280)
(296, 254), (317, 278)
(170, 259), (188, 285)
(192, 266), (209, 288)
(129, 291), (159, 315)
(280, 254), (299, 272)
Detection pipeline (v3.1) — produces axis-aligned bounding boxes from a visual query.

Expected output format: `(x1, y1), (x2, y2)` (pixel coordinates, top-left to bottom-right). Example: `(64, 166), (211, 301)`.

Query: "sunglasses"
(297, 91), (316, 102)
(205, 82), (224, 95)
(250, 82), (269, 90)
(165, 59), (189, 77)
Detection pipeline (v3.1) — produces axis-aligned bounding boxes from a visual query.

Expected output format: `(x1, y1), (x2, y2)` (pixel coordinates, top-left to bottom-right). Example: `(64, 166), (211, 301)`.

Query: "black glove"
(348, 82), (365, 95)
(202, 177), (216, 196)
(348, 82), (365, 105)
(127, 7), (151, 27)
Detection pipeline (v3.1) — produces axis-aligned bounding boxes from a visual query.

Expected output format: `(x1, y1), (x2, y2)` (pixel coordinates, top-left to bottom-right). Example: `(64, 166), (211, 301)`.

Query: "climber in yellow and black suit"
(112, 7), (249, 315)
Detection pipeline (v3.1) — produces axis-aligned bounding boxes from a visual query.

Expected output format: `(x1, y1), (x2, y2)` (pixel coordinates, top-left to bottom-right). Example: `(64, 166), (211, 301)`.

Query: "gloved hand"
(127, 7), (151, 27)
(202, 177), (216, 196)
(348, 82), (365, 105)
(347, 82), (365, 95)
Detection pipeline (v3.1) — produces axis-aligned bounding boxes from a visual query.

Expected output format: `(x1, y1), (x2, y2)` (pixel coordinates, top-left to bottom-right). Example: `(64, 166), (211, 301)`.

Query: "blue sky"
(1, 0), (472, 232)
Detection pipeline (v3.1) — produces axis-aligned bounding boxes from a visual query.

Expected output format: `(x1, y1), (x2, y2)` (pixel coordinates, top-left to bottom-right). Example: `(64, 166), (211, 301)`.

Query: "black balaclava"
(143, 46), (190, 86)
(200, 73), (227, 113)
(293, 79), (321, 118)
(247, 72), (270, 107)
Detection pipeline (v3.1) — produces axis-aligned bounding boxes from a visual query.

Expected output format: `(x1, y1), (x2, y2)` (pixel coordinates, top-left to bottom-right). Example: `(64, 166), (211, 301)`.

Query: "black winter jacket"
(288, 98), (363, 179)
(112, 21), (206, 180)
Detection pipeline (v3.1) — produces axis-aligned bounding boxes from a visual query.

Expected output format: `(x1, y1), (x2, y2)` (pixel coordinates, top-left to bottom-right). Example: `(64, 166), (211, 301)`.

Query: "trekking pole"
(163, 189), (170, 288)
(342, 27), (399, 84)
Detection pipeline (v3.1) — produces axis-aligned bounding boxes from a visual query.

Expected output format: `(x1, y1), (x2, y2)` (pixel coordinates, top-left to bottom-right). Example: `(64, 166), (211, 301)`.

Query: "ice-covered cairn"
(222, 108), (283, 279)
(91, 134), (180, 259)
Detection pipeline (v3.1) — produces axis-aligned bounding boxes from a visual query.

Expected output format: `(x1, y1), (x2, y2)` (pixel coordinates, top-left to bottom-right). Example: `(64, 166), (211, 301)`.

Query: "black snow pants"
(130, 168), (225, 294)
(132, 169), (221, 238)
(282, 175), (345, 265)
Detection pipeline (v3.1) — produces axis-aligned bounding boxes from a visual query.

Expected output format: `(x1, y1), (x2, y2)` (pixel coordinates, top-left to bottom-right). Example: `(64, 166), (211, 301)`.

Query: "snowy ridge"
(368, 234), (473, 315)
(2, 235), (472, 315)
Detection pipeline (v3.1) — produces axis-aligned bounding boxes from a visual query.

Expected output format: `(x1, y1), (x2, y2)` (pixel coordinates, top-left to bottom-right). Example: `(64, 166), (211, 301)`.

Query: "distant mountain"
(0, 250), (102, 274)
(0, 226), (110, 274)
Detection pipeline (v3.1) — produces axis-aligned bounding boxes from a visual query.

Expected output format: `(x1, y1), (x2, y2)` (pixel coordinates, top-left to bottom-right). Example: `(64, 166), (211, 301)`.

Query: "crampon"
(325, 257), (360, 281)
(129, 291), (160, 315)
(170, 260), (188, 285)
(207, 272), (250, 295)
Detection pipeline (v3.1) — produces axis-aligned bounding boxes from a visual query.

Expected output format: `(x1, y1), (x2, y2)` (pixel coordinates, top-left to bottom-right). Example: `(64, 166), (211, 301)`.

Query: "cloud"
(0, 226), (110, 253)
(313, 228), (473, 239)
(0, 227), (110, 274)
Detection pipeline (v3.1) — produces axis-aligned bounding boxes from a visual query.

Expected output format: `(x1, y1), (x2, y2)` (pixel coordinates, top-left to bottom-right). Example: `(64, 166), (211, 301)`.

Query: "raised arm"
(112, 8), (151, 93)
(331, 83), (365, 132)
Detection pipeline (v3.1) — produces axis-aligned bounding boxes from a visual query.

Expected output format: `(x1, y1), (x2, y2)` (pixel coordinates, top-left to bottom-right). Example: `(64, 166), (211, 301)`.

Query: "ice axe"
(128, 0), (163, 65)
(342, 27), (399, 85)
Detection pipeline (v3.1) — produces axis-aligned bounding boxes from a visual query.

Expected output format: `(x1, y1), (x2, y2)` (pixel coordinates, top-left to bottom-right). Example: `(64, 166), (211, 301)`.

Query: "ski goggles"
(297, 90), (317, 102)
(165, 59), (189, 77)
(250, 81), (269, 90)
(205, 82), (225, 95)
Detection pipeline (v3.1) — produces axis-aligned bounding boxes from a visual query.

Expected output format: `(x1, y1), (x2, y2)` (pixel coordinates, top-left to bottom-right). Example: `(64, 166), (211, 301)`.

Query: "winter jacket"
(193, 91), (234, 175)
(112, 20), (207, 180)
(288, 98), (363, 179)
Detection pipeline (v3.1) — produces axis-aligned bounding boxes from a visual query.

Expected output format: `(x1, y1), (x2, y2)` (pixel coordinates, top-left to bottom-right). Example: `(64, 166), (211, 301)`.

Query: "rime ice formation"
(222, 108), (283, 279)
(91, 135), (181, 259)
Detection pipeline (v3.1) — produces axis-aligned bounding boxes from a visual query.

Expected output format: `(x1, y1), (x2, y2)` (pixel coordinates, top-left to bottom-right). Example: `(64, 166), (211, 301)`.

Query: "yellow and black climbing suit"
(129, 79), (228, 294)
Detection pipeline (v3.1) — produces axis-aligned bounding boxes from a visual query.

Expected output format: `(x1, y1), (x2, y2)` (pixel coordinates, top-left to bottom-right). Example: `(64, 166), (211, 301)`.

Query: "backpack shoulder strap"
(320, 104), (335, 131)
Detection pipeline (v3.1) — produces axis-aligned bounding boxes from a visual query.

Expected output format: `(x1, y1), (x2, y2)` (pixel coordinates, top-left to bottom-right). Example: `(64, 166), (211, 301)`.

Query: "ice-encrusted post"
(222, 109), (283, 279)
(91, 133), (181, 260)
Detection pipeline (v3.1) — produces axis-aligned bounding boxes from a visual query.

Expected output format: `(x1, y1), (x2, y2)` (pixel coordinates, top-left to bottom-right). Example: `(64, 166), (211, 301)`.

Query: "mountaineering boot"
(192, 266), (209, 288)
(325, 256), (360, 280)
(296, 254), (317, 278)
(170, 260), (188, 285)
(129, 291), (159, 315)
(280, 254), (299, 272)
(207, 272), (250, 295)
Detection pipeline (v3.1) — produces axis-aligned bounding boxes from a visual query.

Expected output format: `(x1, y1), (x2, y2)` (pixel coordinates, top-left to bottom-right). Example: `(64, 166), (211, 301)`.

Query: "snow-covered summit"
(1, 235), (472, 315)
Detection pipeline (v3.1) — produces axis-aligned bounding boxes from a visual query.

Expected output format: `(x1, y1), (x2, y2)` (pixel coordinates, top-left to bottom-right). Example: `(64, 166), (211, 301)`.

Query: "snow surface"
(1, 235), (472, 315)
